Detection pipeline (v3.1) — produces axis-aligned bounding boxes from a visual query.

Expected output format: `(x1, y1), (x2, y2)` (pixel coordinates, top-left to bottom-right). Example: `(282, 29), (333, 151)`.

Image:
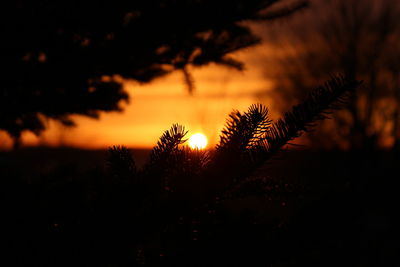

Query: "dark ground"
(0, 147), (399, 266)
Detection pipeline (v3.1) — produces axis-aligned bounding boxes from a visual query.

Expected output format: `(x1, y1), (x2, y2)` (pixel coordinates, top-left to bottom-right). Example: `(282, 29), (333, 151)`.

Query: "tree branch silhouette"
(0, 0), (306, 148)
(108, 75), (360, 211)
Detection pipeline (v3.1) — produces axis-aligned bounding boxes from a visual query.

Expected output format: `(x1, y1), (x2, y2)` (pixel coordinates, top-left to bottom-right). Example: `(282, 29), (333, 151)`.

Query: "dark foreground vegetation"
(1, 77), (398, 266)
(1, 148), (398, 266)
(2, 1), (399, 266)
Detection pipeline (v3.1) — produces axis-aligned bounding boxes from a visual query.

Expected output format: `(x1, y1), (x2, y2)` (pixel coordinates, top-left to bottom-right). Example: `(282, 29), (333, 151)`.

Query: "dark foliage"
(97, 75), (360, 264)
(4, 76), (398, 266)
(0, 0), (307, 148)
(108, 145), (137, 182)
(257, 76), (361, 160)
(107, 76), (358, 194)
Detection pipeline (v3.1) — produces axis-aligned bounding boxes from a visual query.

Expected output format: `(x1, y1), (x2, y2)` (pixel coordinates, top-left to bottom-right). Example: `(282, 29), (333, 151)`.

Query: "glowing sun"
(188, 133), (208, 149)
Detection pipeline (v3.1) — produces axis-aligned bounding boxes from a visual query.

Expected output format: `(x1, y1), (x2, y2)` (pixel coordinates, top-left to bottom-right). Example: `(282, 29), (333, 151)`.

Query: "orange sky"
(0, 41), (276, 150)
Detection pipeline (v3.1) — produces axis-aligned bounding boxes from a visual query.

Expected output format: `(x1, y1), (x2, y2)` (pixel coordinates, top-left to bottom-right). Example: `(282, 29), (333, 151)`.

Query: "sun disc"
(188, 133), (208, 149)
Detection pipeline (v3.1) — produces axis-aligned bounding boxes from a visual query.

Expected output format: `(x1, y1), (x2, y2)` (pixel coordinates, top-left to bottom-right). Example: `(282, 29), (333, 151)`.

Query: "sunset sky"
(1, 39), (276, 149)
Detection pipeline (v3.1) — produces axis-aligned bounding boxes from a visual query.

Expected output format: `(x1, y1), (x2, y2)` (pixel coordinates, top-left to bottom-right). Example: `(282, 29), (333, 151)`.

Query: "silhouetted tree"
(262, 0), (400, 150)
(107, 75), (360, 265)
(0, 0), (307, 148)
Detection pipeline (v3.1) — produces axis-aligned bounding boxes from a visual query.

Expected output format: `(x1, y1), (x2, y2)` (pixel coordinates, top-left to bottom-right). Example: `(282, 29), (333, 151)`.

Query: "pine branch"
(215, 56), (245, 71)
(216, 103), (272, 154)
(254, 76), (361, 162)
(143, 124), (188, 189)
(199, 104), (273, 191)
(106, 76), (360, 217)
(201, 76), (360, 201)
(182, 67), (195, 95)
(170, 146), (210, 177)
(165, 146), (210, 196)
(107, 145), (137, 183)
(147, 124), (188, 165)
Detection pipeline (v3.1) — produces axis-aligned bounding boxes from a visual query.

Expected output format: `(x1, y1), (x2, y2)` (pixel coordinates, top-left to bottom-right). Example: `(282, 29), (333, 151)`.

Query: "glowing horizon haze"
(0, 41), (275, 150)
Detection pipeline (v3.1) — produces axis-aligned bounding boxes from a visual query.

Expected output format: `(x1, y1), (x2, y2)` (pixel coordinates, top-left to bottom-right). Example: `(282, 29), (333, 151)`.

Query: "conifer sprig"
(107, 76), (361, 207)
(217, 103), (271, 154)
(141, 124), (189, 190)
(256, 76), (361, 161)
(107, 145), (137, 182)
(147, 124), (188, 167)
